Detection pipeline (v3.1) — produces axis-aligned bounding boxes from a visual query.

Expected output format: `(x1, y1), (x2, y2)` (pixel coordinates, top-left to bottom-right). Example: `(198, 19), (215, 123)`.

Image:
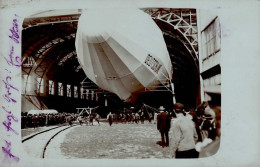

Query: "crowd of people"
(21, 112), (79, 129)
(105, 110), (153, 125)
(103, 100), (220, 159)
(155, 101), (221, 158)
(76, 113), (101, 126)
(21, 112), (104, 128)
(22, 97), (220, 159)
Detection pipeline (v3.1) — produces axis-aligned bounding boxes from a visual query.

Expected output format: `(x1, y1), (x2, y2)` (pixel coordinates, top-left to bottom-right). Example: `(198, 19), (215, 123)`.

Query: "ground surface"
(60, 121), (173, 159)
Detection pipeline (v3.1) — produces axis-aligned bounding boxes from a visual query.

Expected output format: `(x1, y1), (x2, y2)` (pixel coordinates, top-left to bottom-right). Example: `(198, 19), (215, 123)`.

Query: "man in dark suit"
(157, 106), (171, 147)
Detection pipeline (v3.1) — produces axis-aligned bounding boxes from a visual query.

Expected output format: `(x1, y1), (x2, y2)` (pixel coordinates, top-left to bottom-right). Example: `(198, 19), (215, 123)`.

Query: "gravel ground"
(60, 121), (173, 159)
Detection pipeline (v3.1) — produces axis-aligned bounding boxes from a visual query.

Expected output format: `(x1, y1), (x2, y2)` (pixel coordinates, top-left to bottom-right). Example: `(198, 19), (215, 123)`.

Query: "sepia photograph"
(0, 0), (259, 167)
(20, 8), (221, 159)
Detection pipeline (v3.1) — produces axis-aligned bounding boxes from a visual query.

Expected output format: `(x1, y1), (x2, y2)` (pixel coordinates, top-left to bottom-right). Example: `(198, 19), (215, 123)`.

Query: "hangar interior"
(21, 8), (221, 116)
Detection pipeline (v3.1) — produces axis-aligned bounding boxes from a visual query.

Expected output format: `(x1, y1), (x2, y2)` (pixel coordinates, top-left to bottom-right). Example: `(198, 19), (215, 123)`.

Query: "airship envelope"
(75, 8), (173, 102)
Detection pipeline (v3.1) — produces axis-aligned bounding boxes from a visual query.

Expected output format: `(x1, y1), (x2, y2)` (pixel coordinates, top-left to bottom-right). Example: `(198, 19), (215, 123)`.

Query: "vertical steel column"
(71, 85), (74, 98)
(54, 80), (58, 96)
(196, 9), (204, 103)
(170, 83), (176, 104)
(42, 77), (49, 97)
(63, 83), (67, 97)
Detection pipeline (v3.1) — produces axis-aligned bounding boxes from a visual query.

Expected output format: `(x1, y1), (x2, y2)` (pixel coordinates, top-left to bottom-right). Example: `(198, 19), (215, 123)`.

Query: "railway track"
(22, 125), (77, 158)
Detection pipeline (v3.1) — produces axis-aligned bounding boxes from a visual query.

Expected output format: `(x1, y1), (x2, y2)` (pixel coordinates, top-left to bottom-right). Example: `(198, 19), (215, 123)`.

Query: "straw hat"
(203, 105), (216, 119)
(158, 106), (165, 111)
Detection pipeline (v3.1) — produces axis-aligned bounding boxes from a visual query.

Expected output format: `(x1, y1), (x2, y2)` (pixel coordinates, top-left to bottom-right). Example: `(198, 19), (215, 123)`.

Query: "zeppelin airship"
(75, 8), (173, 102)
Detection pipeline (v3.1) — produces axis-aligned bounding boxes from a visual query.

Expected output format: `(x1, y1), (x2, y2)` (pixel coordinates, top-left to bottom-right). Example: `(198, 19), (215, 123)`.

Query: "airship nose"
(79, 11), (110, 43)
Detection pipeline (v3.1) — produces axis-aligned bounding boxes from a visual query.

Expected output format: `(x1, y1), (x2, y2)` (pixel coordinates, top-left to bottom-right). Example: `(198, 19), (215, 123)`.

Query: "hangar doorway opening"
(21, 8), (202, 115)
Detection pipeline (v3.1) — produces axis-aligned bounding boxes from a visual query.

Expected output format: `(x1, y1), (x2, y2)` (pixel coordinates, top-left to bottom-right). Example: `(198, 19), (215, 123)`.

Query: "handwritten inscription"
(2, 140), (19, 162)
(2, 76), (19, 103)
(2, 106), (19, 135)
(144, 54), (162, 74)
(4, 46), (22, 67)
(8, 16), (20, 44)
(1, 14), (21, 163)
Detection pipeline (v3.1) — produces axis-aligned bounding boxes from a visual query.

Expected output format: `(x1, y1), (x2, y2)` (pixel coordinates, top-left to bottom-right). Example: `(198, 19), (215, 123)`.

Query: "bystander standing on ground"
(107, 112), (113, 126)
(197, 87), (221, 157)
(78, 115), (83, 125)
(148, 112), (153, 123)
(140, 111), (145, 124)
(156, 106), (171, 147)
(32, 114), (38, 129)
(45, 114), (49, 126)
(154, 112), (158, 124)
(66, 115), (73, 126)
(95, 113), (101, 125)
(170, 103), (199, 158)
(89, 114), (94, 125)
(135, 112), (140, 124)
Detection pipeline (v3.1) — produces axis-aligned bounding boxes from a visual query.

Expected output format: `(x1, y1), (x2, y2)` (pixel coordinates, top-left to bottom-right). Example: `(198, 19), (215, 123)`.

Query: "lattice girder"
(143, 8), (198, 61)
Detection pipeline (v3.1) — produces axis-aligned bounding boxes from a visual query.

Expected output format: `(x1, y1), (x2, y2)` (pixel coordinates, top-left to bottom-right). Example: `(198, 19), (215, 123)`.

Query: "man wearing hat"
(157, 106), (171, 147)
(170, 103), (198, 158)
(198, 87), (221, 158)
